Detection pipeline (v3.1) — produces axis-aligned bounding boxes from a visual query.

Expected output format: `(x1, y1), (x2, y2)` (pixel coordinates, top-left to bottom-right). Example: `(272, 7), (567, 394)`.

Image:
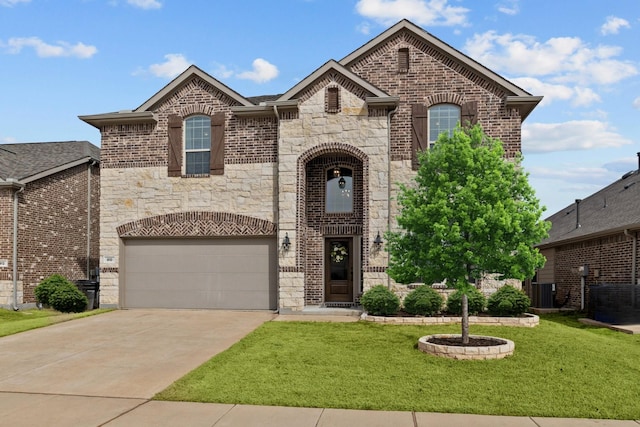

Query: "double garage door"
(122, 238), (277, 310)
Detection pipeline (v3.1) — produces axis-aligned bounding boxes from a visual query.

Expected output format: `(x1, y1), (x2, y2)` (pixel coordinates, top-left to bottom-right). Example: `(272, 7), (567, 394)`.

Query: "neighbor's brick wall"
(345, 29), (523, 161)
(553, 232), (639, 308)
(16, 164), (99, 302)
(0, 189), (13, 278)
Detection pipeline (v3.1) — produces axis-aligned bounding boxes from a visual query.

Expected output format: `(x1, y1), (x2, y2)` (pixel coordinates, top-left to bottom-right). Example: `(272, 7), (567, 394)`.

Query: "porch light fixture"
(373, 231), (383, 248)
(338, 176), (346, 189)
(333, 166), (341, 178)
(282, 233), (291, 251)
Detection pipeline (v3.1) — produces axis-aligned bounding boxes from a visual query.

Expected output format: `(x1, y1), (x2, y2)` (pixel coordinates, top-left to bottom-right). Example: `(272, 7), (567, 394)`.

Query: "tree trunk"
(461, 293), (469, 344)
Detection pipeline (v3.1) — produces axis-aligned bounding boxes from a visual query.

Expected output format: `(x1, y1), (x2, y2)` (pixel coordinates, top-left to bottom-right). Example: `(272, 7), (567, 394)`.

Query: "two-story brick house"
(0, 141), (100, 308)
(80, 20), (541, 311)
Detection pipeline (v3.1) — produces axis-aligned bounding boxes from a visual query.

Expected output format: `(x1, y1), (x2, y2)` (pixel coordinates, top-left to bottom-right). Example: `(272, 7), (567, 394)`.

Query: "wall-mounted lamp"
(338, 176), (346, 189)
(373, 231), (383, 248)
(282, 233), (291, 251)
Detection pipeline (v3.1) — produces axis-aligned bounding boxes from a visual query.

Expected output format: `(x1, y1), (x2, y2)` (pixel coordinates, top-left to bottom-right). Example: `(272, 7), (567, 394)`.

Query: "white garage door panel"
(123, 238), (276, 309)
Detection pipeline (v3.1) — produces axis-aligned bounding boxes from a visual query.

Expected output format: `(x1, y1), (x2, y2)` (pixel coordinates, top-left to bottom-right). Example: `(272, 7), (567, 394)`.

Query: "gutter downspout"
(386, 105), (398, 288)
(273, 104), (281, 310)
(12, 182), (25, 310)
(86, 160), (97, 278)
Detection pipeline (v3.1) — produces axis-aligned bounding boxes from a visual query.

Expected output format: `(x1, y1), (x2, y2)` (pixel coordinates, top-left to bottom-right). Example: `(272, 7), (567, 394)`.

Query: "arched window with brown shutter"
(210, 112), (225, 175)
(167, 114), (182, 177)
(411, 104), (428, 170)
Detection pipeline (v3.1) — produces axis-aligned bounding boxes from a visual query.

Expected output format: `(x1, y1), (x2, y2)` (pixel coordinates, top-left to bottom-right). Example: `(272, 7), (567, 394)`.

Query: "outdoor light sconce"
(373, 231), (383, 248)
(282, 233), (291, 251)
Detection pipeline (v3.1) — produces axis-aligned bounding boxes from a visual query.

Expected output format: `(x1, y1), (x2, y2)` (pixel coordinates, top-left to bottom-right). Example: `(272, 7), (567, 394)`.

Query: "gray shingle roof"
(538, 168), (640, 247)
(0, 141), (99, 182)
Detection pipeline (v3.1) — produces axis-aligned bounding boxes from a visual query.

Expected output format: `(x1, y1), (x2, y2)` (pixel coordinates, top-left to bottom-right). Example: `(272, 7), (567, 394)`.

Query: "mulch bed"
(427, 336), (505, 347)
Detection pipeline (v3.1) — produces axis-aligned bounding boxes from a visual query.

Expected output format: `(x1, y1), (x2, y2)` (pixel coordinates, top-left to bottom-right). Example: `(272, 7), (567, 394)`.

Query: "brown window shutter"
(461, 101), (478, 127)
(327, 87), (339, 113)
(167, 114), (182, 177)
(398, 48), (409, 72)
(210, 112), (225, 175)
(411, 104), (428, 170)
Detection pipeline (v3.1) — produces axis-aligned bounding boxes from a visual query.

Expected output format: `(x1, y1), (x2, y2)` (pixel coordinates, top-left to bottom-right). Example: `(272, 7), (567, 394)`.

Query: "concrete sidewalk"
(1, 310), (638, 426)
(1, 395), (637, 426)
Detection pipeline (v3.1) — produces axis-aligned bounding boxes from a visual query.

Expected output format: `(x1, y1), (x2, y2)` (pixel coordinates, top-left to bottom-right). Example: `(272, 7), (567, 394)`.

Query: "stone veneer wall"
(277, 82), (390, 311)
(99, 164), (276, 305)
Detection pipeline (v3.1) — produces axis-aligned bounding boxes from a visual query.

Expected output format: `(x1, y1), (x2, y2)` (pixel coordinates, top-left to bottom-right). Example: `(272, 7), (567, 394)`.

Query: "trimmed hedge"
(445, 287), (486, 315)
(361, 285), (400, 316)
(403, 286), (443, 316)
(34, 274), (68, 306)
(487, 285), (530, 317)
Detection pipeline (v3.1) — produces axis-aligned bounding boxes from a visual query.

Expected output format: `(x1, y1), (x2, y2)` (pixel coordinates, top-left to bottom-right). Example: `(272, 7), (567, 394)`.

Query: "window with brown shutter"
(411, 104), (428, 170)
(210, 112), (225, 175)
(398, 48), (409, 73)
(461, 101), (478, 127)
(167, 114), (182, 177)
(327, 86), (339, 113)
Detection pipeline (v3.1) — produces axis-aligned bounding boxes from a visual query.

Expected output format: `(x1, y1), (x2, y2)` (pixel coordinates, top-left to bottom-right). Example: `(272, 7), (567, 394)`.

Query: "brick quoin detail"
(117, 211), (277, 238)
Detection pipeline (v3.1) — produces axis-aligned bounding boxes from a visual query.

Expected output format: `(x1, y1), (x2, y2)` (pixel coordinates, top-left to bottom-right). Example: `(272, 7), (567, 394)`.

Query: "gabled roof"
(80, 65), (254, 128)
(538, 167), (640, 247)
(339, 19), (541, 121)
(277, 59), (394, 102)
(0, 141), (99, 184)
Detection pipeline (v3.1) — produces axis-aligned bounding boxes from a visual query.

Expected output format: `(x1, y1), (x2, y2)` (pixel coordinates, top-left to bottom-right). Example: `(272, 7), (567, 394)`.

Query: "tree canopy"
(386, 124), (550, 290)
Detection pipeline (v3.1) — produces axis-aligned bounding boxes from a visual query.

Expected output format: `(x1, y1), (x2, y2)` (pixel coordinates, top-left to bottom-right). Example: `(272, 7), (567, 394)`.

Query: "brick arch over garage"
(116, 211), (277, 238)
(296, 143), (370, 272)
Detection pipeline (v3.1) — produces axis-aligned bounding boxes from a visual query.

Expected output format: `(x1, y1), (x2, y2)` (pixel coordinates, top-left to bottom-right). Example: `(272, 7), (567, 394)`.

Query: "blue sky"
(1, 0), (638, 215)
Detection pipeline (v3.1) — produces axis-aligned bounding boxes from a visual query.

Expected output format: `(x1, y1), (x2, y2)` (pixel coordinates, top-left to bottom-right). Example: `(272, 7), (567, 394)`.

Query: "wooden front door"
(325, 238), (353, 302)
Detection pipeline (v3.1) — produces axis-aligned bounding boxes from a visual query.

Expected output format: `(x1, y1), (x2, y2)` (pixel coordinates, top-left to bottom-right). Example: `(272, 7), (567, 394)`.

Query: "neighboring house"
(80, 20), (540, 312)
(0, 141), (100, 308)
(534, 155), (640, 313)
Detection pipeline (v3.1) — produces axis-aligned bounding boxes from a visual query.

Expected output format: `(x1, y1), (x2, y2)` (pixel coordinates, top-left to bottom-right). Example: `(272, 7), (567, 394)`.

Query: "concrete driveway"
(0, 309), (274, 425)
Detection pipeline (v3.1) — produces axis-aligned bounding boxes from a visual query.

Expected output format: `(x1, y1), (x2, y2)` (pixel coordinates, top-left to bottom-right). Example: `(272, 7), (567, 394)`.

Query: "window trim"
(428, 103), (461, 148)
(183, 115), (212, 176)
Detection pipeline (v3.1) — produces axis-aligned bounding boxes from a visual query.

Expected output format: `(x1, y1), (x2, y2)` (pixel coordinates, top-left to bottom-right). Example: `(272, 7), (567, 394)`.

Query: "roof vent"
(622, 170), (634, 180)
(575, 199), (582, 229)
(624, 181), (636, 190)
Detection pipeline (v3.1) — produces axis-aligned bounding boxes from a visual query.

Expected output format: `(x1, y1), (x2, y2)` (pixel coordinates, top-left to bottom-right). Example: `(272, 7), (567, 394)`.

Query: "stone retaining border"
(418, 334), (515, 360)
(361, 312), (539, 327)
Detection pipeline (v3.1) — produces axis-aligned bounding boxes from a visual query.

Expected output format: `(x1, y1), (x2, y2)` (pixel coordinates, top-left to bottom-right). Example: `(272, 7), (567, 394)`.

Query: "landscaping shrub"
(49, 282), (88, 313)
(403, 286), (443, 316)
(445, 287), (486, 315)
(487, 285), (530, 317)
(34, 274), (69, 306)
(360, 285), (400, 316)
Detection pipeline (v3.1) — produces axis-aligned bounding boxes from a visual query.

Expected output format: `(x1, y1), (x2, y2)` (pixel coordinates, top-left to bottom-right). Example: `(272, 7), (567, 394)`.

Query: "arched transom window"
(326, 167), (353, 213)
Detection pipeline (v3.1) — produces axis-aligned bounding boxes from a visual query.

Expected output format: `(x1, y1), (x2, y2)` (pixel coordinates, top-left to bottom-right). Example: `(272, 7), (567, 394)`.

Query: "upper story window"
(167, 112), (225, 177)
(428, 104), (460, 148)
(326, 167), (353, 213)
(184, 116), (211, 175)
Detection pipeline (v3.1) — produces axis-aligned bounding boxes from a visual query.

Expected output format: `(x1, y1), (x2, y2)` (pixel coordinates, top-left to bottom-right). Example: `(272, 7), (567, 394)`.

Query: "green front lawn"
(155, 314), (640, 420)
(0, 308), (112, 337)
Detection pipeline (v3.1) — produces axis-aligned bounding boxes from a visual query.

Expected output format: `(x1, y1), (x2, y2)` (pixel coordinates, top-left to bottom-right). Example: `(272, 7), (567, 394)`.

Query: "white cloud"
(527, 165), (610, 182)
(601, 16), (630, 35)
(0, 0), (29, 5)
(3, 37), (97, 58)
(147, 54), (190, 78)
(633, 97), (640, 109)
(510, 77), (600, 107)
(212, 63), (234, 79)
(236, 58), (279, 83)
(355, 0), (469, 27)
(522, 120), (632, 153)
(127, 0), (161, 9)
(356, 21), (372, 35)
(464, 31), (638, 86)
(496, 0), (519, 15)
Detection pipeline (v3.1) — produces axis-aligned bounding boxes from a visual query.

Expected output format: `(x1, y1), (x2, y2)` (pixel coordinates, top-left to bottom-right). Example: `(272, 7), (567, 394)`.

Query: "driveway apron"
(0, 309), (274, 399)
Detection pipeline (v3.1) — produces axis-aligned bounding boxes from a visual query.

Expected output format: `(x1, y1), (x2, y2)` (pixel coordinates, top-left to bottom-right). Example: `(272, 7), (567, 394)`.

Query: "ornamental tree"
(386, 124), (549, 343)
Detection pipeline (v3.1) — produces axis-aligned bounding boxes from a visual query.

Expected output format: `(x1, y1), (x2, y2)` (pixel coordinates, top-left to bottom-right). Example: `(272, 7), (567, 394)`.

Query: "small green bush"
(360, 285), (400, 316)
(403, 286), (443, 316)
(34, 274), (69, 306)
(49, 282), (88, 313)
(487, 285), (530, 317)
(445, 287), (486, 315)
